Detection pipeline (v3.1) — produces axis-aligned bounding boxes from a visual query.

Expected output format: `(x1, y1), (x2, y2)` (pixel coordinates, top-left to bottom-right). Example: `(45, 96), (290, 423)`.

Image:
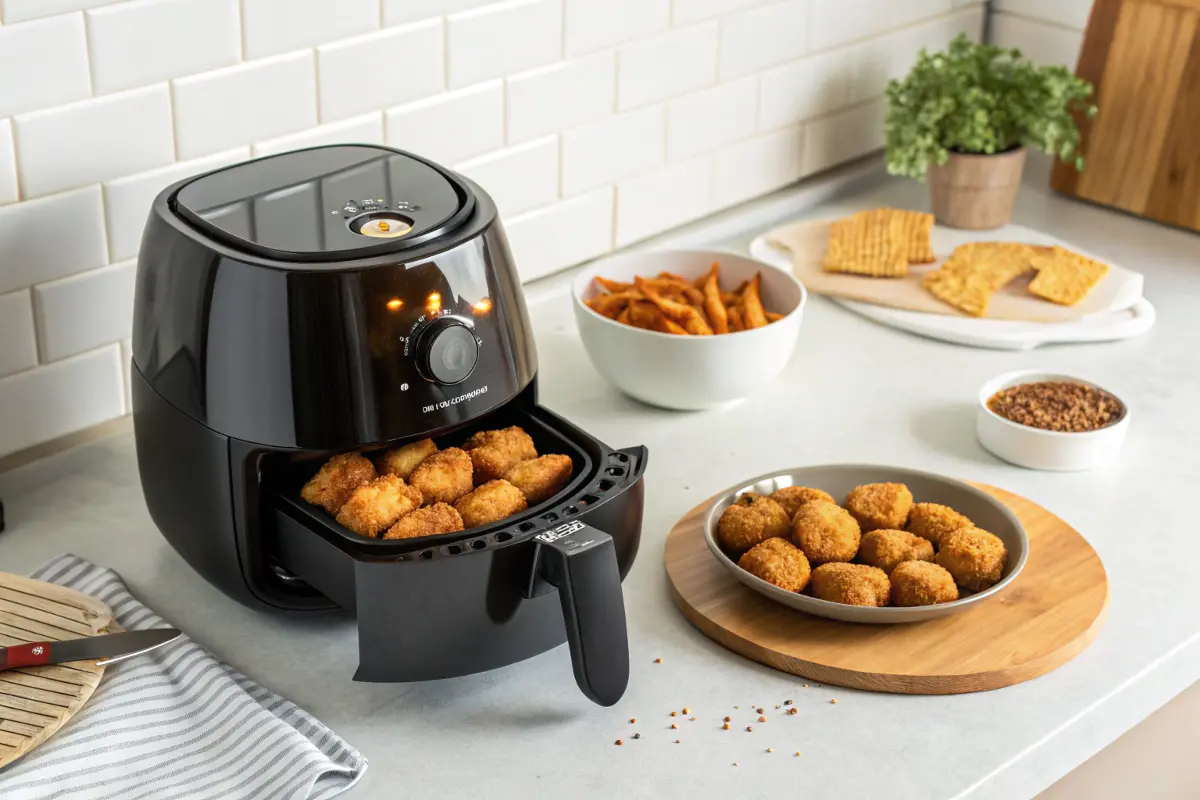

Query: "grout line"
(78, 10), (96, 98)
(992, 9), (1087, 35)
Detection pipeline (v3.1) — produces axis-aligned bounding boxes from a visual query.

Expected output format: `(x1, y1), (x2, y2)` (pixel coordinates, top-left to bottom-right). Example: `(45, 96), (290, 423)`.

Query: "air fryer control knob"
(416, 317), (479, 385)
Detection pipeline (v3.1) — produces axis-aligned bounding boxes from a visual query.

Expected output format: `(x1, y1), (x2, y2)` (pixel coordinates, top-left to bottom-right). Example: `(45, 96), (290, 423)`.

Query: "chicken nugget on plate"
(409, 447), (474, 505)
(383, 502), (465, 540)
(907, 502), (973, 548)
(455, 479), (528, 528)
(936, 527), (1007, 592)
(890, 561), (959, 607)
(300, 453), (376, 515)
(504, 454), (574, 505)
(790, 500), (860, 565)
(335, 474), (423, 538)
(738, 537), (811, 593)
(769, 486), (836, 520)
(810, 563), (890, 607)
(857, 529), (934, 575)
(376, 438), (437, 480)
(844, 482), (913, 531)
(717, 494), (791, 553)
(462, 426), (538, 482)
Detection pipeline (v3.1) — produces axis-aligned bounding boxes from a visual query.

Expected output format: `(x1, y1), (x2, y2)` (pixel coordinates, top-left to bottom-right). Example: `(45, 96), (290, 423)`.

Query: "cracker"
(823, 215), (908, 277)
(922, 269), (994, 316)
(859, 208), (935, 264)
(921, 242), (1037, 317)
(1027, 246), (1110, 306)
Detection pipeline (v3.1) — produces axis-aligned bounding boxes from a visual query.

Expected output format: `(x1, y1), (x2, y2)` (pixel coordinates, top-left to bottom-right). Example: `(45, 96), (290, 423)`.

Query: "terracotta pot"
(927, 148), (1027, 230)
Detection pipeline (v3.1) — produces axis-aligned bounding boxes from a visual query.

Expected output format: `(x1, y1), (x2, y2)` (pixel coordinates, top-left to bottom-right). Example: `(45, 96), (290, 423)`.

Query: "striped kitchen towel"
(0, 554), (366, 800)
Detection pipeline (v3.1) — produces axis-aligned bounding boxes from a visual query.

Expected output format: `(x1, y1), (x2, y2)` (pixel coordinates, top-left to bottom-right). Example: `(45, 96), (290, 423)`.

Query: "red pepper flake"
(788, 708), (798, 716)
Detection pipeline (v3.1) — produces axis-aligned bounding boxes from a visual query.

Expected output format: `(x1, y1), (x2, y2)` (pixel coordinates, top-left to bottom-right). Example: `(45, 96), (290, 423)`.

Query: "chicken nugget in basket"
(857, 529), (934, 575)
(738, 537), (811, 593)
(790, 500), (860, 565)
(409, 447), (474, 505)
(810, 563), (890, 607)
(504, 454), (573, 505)
(717, 494), (791, 553)
(462, 426), (538, 482)
(376, 438), (438, 480)
(907, 502), (972, 549)
(890, 561), (959, 607)
(936, 527), (1007, 592)
(844, 482), (913, 531)
(300, 453), (376, 516)
(383, 502), (465, 540)
(769, 486), (835, 520)
(455, 479), (528, 528)
(335, 474), (423, 538)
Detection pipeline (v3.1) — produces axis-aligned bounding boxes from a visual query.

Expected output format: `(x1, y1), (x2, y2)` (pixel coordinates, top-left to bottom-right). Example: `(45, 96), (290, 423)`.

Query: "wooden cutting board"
(1051, 0), (1200, 231)
(664, 484), (1109, 694)
(767, 219), (1144, 322)
(0, 573), (115, 769)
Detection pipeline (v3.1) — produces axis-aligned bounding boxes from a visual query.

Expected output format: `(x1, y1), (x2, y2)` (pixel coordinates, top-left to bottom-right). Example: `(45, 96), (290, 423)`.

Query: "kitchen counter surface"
(2, 164), (1197, 800)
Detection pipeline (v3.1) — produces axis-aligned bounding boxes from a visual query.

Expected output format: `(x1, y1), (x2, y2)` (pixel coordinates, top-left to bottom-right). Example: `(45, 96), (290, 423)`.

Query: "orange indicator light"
(427, 292), (442, 314)
(386, 298), (403, 312)
(472, 297), (492, 314)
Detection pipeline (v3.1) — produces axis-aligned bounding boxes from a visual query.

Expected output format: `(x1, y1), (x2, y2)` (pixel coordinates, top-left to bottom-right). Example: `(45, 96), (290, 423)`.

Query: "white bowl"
(571, 250), (807, 410)
(976, 370), (1130, 471)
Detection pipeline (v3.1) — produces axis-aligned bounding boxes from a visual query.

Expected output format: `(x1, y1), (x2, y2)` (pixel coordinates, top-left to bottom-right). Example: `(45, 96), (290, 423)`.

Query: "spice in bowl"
(987, 381), (1123, 433)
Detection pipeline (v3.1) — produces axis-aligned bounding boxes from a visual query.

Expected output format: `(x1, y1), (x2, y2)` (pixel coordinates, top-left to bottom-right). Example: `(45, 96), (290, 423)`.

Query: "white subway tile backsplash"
(672, 0), (766, 26)
(0, 344), (124, 458)
(33, 260), (136, 363)
(504, 187), (613, 281)
(0, 289), (37, 379)
(711, 124), (803, 209)
(104, 148), (249, 263)
(506, 51), (614, 143)
(564, 0), (669, 56)
(85, 0), (241, 94)
(14, 84), (174, 199)
(242, 0), (379, 59)
(801, 98), (885, 177)
(667, 77), (758, 161)
(560, 105), (665, 196)
(120, 338), (133, 414)
(447, 0), (562, 88)
(617, 22), (718, 111)
(253, 114), (383, 157)
(386, 80), (504, 164)
(719, 0), (811, 79)
(318, 21), (443, 122)
(0, 119), (17, 205)
(810, 0), (888, 52)
(890, 0), (953, 27)
(382, 0), (497, 26)
(0, 0), (119, 23)
(173, 51), (319, 159)
(759, 48), (853, 130)
(456, 136), (558, 217)
(0, 13), (91, 118)
(0, 186), (106, 295)
(615, 157), (711, 247)
(990, 12), (1084, 69)
(993, 0), (1092, 31)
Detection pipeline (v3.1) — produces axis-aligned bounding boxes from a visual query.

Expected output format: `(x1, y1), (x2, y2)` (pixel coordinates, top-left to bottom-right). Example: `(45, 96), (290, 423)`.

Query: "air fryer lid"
(172, 145), (475, 261)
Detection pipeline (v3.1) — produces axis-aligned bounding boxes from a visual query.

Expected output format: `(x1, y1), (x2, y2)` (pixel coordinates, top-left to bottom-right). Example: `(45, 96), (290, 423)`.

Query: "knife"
(0, 629), (181, 670)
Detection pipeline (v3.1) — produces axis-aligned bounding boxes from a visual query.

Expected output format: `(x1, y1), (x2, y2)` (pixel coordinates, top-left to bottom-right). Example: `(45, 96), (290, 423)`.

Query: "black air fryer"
(130, 145), (647, 706)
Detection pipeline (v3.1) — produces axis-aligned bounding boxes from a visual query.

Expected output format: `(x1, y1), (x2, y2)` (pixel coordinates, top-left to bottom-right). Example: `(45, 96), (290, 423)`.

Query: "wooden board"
(1051, 0), (1200, 231)
(766, 219), (1144, 322)
(0, 572), (114, 769)
(664, 484), (1109, 694)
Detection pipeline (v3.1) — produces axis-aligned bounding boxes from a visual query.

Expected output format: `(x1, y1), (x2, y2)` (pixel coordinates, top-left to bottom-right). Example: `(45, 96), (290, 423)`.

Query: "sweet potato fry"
(594, 276), (633, 293)
(702, 266), (728, 334)
(627, 300), (664, 331)
(720, 292), (739, 306)
(616, 306), (632, 325)
(586, 291), (639, 319)
(635, 277), (713, 335)
(646, 277), (704, 306)
(727, 306), (744, 332)
(741, 273), (768, 329)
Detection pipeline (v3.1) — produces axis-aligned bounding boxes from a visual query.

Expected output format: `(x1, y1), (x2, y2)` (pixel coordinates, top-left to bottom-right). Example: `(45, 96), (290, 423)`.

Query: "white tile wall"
(990, 10), (1086, 69)
(0, 0), (987, 457)
(994, 0), (1093, 31)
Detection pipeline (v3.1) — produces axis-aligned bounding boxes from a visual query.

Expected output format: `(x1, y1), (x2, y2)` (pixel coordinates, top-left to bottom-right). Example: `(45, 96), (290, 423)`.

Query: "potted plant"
(884, 34), (1097, 229)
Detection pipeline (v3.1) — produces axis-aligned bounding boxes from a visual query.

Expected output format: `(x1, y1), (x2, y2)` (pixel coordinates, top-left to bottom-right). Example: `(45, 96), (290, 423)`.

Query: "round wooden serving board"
(665, 484), (1109, 694)
(0, 572), (115, 769)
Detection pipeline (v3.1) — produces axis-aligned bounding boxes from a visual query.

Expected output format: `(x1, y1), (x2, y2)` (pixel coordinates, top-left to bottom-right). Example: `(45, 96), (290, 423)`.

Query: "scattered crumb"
(688, 717), (696, 722)
(632, 733), (640, 740)
(723, 716), (731, 722)
(830, 699), (837, 705)
(733, 762), (739, 767)
(775, 704), (781, 709)
(670, 711), (678, 717)
(629, 718), (637, 724)
(795, 751), (801, 757)
(734, 705), (740, 709)
(722, 723), (730, 730)
(673, 739), (680, 744)
(766, 747), (774, 753)
(802, 684), (808, 688)
(670, 723), (678, 729)
(784, 700), (793, 706)
(654, 658), (662, 664)
(756, 708), (764, 714)
(758, 715), (767, 723)
(682, 707), (690, 714)
(788, 708), (798, 716)
(615, 740), (622, 746)
(745, 726), (753, 732)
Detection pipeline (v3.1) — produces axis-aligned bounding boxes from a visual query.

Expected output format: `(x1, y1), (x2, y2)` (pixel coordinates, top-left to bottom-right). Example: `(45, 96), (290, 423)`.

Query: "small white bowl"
(976, 370), (1130, 471)
(571, 249), (807, 410)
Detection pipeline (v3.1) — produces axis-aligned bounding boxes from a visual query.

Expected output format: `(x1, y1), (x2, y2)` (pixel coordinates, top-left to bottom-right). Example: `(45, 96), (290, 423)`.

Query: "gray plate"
(702, 464), (1030, 623)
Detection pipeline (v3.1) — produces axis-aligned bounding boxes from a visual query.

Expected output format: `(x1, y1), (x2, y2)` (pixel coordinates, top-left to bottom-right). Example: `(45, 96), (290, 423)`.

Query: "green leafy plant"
(884, 34), (1097, 180)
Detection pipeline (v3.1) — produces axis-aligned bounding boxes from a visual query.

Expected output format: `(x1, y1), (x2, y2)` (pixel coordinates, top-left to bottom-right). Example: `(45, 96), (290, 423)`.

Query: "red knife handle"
(1, 642), (53, 669)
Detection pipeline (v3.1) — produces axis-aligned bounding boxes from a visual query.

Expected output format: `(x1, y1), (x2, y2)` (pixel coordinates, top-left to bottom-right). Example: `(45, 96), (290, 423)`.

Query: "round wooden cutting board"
(664, 484), (1109, 694)
(0, 573), (115, 768)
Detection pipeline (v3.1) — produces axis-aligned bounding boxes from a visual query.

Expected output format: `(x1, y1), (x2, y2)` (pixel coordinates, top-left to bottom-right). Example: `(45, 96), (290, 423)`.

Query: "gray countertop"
(1, 162), (1197, 799)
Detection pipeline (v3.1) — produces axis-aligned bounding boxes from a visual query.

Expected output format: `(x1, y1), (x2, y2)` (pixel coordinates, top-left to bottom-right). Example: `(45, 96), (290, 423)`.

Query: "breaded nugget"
(810, 563), (890, 607)
(300, 453), (376, 515)
(857, 529), (934, 574)
(936, 527), (1008, 591)
(383, 502), (465, 540)
(462, 426), (538, 482)
(335, 474), (423, 538)
(738, 537), (811, 593)
(844, 483), (913, 531)
(376, 438), (437, 480)
(769, 486), (836, 520)
(716, 494), (791, 553)
(455, 479), (528, 528)
(504, 454), (573, 505)
(790, 500), (861, 565)
(409, 447), (474, 505)
(906, 502), (973, 548)
(890, 561), (959, 607)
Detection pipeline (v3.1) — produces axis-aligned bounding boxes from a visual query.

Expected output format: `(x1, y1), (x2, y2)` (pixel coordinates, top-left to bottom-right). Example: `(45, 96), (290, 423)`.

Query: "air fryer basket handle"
(534, 521), (629, 706)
